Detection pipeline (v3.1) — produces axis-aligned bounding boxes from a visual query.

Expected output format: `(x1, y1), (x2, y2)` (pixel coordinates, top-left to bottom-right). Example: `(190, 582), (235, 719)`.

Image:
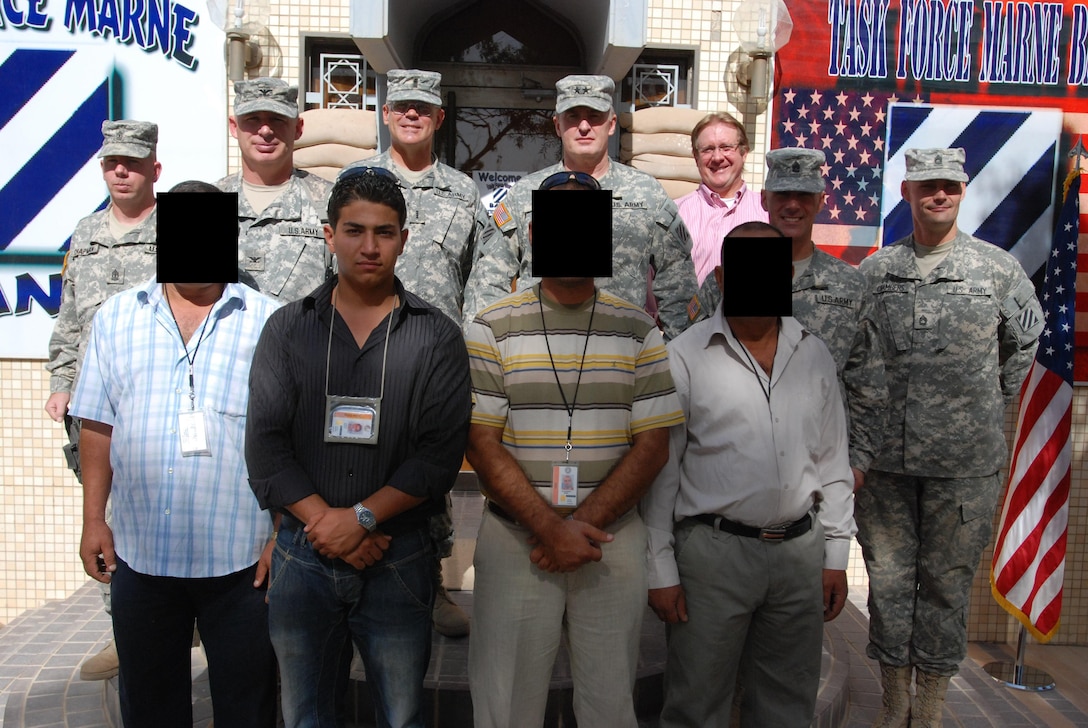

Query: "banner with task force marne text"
(776, 0), (1088, 379)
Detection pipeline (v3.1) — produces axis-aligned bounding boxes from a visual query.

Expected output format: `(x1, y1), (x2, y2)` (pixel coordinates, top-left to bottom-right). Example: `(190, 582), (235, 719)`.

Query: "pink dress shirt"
(676, 182), (769, 285)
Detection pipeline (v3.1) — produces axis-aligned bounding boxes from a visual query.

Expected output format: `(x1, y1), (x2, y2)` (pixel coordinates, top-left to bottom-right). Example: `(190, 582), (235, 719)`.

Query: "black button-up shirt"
(246, 276), (471, 533)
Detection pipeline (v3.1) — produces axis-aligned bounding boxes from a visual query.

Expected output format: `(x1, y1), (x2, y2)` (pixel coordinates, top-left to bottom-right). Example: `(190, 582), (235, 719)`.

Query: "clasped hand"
(527, 518), (613, 573)
(304, 507), (391, 570)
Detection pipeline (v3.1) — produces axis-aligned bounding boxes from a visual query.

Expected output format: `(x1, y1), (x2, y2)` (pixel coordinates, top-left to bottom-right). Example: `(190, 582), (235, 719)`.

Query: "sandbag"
(620, 132), (693, 157)
(659, 178), (699, 200)
(297, 108), (378, 149)
(293, 144), (375, 169)
(618, 107), (707, 134)
(629, 157), (701, 184)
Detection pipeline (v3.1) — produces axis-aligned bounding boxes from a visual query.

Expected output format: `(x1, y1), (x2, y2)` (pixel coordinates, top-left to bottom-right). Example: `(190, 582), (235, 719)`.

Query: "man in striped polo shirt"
(465, 173), (684, 728)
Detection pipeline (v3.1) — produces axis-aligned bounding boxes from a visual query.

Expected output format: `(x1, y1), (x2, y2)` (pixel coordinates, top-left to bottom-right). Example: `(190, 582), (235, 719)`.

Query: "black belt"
(688, 512), (812, 542)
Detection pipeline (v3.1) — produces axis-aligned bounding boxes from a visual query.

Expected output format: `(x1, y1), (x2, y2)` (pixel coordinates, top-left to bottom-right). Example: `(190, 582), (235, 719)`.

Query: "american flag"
(990, 170), (1078, 643)
(776, 88), (921, 263)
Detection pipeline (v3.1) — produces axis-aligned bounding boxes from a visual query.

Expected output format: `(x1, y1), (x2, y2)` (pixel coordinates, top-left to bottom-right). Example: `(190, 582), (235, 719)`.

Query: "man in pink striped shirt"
(676, 112), (768, 290)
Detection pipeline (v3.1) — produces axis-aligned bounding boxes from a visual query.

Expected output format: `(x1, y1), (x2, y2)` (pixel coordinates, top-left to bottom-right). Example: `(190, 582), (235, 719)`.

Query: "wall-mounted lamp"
(210, 0), (265, 81)
(733, 0), (793, 101)
(227, 27), (262, 82)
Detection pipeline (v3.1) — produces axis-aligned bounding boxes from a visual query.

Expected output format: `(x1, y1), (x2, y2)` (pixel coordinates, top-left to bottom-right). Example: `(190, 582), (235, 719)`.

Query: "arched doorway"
(418, 0), (589, 196)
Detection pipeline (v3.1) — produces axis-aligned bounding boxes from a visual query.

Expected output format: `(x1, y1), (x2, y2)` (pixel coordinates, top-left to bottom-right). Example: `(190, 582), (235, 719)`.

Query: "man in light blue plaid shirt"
(70, 184), (282, 727)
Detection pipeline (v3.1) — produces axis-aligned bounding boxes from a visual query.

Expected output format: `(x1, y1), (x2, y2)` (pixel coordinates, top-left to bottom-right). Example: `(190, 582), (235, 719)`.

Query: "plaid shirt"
(71, 278), (280, 578)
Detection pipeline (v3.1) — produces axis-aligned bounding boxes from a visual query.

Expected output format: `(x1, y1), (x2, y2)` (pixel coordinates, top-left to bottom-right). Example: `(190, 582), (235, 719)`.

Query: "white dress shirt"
(643, 312), (856, 589)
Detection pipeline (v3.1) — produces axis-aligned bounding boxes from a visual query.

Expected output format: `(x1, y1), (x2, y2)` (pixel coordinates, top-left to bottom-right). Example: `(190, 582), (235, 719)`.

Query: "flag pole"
(983, 626), (1055, 691)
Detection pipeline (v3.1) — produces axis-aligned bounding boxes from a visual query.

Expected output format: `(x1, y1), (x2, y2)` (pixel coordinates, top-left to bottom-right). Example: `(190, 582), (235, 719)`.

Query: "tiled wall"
(0, 360), (86, 626)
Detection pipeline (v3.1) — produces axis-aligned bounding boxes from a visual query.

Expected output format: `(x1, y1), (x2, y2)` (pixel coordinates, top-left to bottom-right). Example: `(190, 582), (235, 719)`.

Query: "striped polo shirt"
(467, 284), (684, 506)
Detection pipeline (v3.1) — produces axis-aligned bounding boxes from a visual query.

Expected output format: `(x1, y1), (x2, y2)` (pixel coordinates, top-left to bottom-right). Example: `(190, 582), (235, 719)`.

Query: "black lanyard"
(539, 289), (597, 460)
(164, 285), (213, 411)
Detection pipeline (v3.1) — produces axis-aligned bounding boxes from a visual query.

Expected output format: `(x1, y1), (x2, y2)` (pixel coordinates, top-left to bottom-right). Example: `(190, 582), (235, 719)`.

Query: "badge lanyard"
(164, 286), (213, 456)
(731, 322), (776, 404)
(324, 287), (396, 444)
(540, 289), (596, 507)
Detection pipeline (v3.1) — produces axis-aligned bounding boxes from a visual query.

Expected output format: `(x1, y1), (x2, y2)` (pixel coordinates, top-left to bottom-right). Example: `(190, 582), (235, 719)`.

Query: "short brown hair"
(690, 112), (749, 155)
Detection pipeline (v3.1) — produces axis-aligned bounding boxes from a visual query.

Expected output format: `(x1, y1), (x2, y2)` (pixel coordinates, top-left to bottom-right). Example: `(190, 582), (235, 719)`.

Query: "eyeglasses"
(538, 171), (601, 191)
(335, 165), (401, 185)
(389, 101), (436, 117)
(697, 143), (743, 157)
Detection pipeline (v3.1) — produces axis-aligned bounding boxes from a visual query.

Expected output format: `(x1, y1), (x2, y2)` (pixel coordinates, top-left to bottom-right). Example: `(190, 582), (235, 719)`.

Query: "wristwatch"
(352, 502), (377, 531)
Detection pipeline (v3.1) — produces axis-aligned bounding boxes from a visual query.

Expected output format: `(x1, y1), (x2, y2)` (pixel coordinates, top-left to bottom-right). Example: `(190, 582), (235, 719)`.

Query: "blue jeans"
(268, 524), (434, 728)
(110, 558), (276, 728)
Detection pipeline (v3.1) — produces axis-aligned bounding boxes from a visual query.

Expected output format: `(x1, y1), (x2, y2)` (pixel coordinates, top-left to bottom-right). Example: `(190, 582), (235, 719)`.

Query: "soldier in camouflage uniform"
(461, 74), (706, 339)
(43, 120), (161, 682)
(857, 148), (1043, 728)
(340, 69), (481, 637)
(340, 70), (480, 324)
(762, 148), (887, 490)
(218, 78), (332, 301)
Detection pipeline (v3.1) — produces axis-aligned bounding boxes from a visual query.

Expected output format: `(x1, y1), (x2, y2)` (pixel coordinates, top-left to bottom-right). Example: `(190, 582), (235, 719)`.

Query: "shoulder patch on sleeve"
(492, 201), (513, 229)
(687, 295), (701, 321)
(1001, 278), (1044, 344)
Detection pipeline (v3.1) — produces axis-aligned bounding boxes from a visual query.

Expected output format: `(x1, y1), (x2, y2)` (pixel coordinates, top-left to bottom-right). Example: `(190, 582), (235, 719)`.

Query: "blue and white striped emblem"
(882, 104), (1062, 278)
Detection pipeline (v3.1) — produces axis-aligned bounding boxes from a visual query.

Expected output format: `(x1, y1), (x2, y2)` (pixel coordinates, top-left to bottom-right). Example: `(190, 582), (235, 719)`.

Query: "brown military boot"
(79, 640), (119, 681)
(911, 670), (950, 728)
(872, 664), (912, 728)
(432, 585), (470, 638)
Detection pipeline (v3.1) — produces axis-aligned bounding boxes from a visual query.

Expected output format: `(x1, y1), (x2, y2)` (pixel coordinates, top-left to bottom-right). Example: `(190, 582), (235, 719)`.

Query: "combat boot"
(872, 663), (911, 728)
(433, 584), (470, 637)
(79, 640), (119, 681)
(912, 669), (950, 728)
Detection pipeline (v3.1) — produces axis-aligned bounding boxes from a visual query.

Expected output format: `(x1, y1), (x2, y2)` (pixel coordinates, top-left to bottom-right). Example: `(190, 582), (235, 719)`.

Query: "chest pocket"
(873, 282), (914, 352)
(937, 284), (996, 354)
(244, 224), (324, 298)
(610, 202), (654, 285)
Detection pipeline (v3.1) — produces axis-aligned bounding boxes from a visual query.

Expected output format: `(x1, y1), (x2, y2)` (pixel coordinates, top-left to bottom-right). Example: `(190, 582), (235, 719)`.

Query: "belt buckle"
(758, 526), (788, 541)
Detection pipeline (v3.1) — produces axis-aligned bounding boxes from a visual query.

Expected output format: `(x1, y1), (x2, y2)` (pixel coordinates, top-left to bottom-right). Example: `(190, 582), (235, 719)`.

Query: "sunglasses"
(538, 171), (601, 191)
(335, 165), (401, 184)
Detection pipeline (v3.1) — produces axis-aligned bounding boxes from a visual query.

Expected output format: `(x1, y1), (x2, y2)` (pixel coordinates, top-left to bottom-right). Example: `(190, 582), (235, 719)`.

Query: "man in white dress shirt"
(643, 221), (856, 727)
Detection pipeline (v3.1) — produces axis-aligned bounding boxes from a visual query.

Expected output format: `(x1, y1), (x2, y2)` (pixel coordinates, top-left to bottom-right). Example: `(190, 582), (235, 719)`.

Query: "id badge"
(325, 395), (381, 444)
(179, 409), (211, 456)
(551, 462), (579, 507)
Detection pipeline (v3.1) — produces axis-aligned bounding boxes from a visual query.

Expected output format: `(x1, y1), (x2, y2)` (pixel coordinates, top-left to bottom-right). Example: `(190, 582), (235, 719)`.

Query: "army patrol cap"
(903, 147), (968, 182)
(386, 69), (443, 107)
(234, 77), (298, 119)
(555, 75), (614, 114)
(98, 120), (158, 159)
(765, 148), (826, 194)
